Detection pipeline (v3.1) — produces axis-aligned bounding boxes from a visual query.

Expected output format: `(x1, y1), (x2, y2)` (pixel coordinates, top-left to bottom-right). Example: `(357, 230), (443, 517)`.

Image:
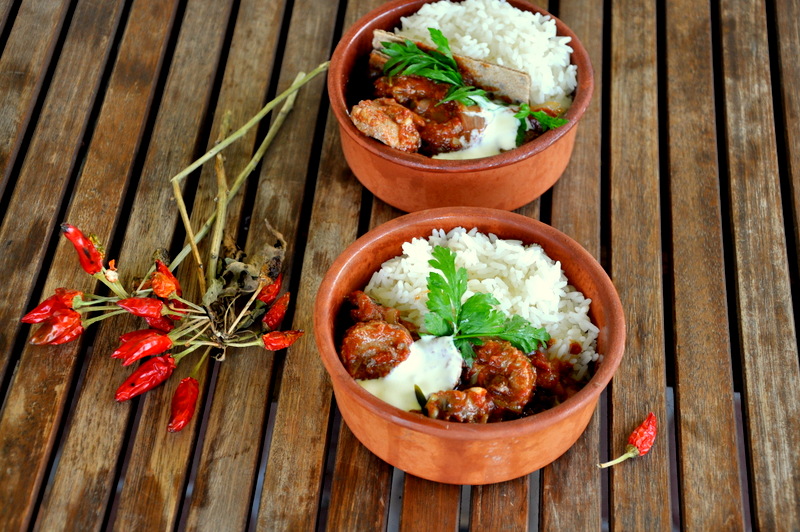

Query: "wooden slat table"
(0, 0), (798, 529)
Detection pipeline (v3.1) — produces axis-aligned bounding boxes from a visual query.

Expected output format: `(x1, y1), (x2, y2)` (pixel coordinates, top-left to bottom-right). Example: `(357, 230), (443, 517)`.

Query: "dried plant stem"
(207, 111), (232, 289)
(170, 70), (306, 270)
(226, 279), (265, 335)
(172, 179), (207, 295)
(169, 62), (328, 186)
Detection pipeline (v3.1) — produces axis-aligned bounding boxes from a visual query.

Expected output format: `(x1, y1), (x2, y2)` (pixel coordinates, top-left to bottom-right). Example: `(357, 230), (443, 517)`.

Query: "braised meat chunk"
(350, 97), (424, 153)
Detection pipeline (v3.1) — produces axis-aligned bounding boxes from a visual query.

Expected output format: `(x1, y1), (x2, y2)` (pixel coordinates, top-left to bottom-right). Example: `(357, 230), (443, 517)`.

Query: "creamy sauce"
(357, 335), (462, 411)
(433, 98), (518, 160)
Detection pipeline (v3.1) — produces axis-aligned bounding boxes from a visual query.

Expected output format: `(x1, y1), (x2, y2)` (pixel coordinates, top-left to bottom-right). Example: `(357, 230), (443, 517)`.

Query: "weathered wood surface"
(608, 0), (671, 530)
(0, 0), (797, 529)
(720, 0), (800, 529)
(666, 0), (744, 530)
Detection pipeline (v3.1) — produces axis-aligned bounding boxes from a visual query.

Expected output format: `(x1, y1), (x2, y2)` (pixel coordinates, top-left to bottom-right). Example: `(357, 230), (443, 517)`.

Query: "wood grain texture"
(540, 0), (604, 527)
(0, 0), (122, 391)
(720, 0), (800, 529)
(608, 0), (671, 529)
(400, 475), (460, 532)
(775, 0), (800, 256)
(470, 478), (529, 530)
(0, 2), (128, 529)
(256, 112), (361, 530)
(177, 1), (287, 529)
(0, 0), (69, 196)
(666, 0), (745, 529)
(255, 0), (372, 528)
(108, 1), (237, 529)
(29, 0), (176, 530)
(327, 423), (393, 530)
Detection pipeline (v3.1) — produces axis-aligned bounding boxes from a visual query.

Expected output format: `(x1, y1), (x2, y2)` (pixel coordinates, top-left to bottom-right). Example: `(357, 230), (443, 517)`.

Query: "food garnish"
(423, 245), (549, 364)
(597, 412), (658, 468)
(514, 103), (569, 146)
(381, 28), (487, 106)
(21, 64), (331, 432)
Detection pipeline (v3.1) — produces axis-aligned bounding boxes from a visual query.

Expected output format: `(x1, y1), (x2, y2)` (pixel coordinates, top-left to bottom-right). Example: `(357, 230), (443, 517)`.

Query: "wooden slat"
(775, 0), (800, 248)
(666, 0), (745, 529)
(176, 1), (287, 529)
(256, 111), (361, 530)
(400, 475), (460, 532)
(720, 0), (800, 529)
(108, 1), (238, 529)
(327, 423), (393, 529)
(470, 479), (530, 529)
(255, 0), (369, 528)
(0, 2), (129, 529)
(0, 0), (70, 195)
(0, 0), (121, 388)
(609, 0), (671, 529)
(33, 0), (232, 528)
(539, 0), (605, 527)
(31, 0), (177, 530)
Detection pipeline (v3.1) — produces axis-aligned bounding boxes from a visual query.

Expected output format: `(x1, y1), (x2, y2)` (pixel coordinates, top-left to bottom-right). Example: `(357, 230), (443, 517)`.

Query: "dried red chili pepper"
(257, 273), (283, 306)
(22, 288), (83, 323)
(598, 412), (657, 468)
(115, 355), (176, 402)
(117, 297), (165, 319)
(29, 308), (84, 345)
(262, 292), (290, 330)
(144, 314), (176, 332)
(151, 260), (182, 298)
(262, 330), (303, 351)
(118, 328), (161, 345)
(167, 377), (199, 433)
(61, 224), (103, 275)
(111, 330), (173, 366)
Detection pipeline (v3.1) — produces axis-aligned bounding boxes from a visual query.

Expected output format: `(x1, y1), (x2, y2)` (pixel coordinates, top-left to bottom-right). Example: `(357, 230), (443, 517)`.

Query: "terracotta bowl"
(328, 0), (594, 213)
(314, 208), (625, 485)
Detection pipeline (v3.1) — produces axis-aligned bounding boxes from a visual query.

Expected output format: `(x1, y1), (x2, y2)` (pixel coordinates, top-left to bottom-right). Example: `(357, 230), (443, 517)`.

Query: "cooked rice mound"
(364, 227), (600, 380)
(395, 0), (578, 108)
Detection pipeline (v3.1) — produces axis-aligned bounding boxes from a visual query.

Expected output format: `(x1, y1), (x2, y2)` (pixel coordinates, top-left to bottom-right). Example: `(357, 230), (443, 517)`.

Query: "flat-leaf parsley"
(423, 245), (550, 365)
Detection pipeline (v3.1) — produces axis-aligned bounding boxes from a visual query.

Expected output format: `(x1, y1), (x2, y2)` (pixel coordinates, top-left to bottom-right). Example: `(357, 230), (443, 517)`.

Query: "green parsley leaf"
(423, 245), (550, 364)
(441, 85), (488, 107)
(514, 103), (569, 146)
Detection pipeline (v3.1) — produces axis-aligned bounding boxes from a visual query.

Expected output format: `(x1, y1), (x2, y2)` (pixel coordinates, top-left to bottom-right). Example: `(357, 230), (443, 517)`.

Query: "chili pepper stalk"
(598, 412), (657, 468)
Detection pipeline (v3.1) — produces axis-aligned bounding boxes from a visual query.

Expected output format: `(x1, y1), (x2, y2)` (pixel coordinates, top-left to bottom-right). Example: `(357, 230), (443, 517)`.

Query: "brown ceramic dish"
(328, 0), (594, 213)
(314, 208), (625, 485)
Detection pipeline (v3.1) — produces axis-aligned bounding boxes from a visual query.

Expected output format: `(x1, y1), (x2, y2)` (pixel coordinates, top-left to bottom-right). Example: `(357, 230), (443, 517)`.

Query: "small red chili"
(115, 355), (176, 402)
(111, 330), (173, 366)
(151, 260), (182, 298)
(117, 297), (165, 319)
(262, 292), (290, 330)
(262, 330), (303, 351)
(118, 328), (161, 345)
(598, 412), (657, 468)
(61, 224), (103, 275)
(144, 314), (176, 332)
(29, 308), (84, 345)
(22, 288), (83, 323)
(257, 273), (283, 306)
(167, 377), (200, 433)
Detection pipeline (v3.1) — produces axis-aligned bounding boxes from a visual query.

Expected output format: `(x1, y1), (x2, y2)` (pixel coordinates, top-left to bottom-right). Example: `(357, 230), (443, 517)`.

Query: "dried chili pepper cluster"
(22, 224), (303, 433)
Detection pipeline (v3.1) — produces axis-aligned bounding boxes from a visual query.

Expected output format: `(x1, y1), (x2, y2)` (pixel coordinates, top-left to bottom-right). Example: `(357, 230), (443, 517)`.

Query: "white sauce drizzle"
(357, 335), (462, 411)
(432, 98), (518, 160)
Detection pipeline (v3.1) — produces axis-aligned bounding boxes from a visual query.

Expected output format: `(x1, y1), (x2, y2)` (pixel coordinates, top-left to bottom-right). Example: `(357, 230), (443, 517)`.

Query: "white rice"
(395, 0), (577, 109)
(364, 227), (600, 380)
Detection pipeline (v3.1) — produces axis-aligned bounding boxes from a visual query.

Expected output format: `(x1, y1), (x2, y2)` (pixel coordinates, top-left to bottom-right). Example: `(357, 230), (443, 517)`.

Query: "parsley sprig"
(514, 103), (569, 146)
(381, 28), (487, 106)
(423, 245), (550, 365)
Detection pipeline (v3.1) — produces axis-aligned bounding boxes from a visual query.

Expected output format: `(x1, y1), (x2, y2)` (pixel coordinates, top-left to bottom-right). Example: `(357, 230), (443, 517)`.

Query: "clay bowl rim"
(328, 0), (595, 173)
(314, 207), (626, 442)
